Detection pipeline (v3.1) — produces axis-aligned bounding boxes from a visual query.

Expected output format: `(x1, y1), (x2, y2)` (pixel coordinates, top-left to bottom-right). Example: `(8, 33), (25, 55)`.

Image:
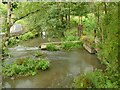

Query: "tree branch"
(13, 9), (41, 24)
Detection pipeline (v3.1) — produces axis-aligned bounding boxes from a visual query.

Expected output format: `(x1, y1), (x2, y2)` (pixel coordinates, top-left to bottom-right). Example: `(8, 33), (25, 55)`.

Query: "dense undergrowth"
(73, 69), (118, 88)
(61, 30), (83, 50)
(2, 58), (49, 77)
(61, 41), (82, 50)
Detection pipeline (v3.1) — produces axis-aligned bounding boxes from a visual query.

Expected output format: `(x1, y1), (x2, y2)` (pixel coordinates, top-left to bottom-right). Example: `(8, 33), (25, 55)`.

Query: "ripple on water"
(3, 48), (104, 88)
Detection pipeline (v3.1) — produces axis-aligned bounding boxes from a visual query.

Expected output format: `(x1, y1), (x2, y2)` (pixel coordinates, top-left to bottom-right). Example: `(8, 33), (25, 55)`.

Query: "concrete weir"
(83, 43), (96, 54)
(40, 41), (96, 54)
(40, 41), (81, 50)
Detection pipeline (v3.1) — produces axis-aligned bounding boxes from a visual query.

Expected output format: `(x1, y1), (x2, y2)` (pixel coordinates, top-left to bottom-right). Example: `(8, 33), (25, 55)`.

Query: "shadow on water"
(3, 37), (105, 88)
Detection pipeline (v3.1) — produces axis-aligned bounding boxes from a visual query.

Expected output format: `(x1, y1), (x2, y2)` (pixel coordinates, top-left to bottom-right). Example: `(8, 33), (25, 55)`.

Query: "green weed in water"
(46, 44), (58, 51)
(2, 58), (50, 77)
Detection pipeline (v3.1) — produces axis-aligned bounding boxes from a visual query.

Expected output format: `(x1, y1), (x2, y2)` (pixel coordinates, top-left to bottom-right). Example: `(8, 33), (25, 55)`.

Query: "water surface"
(3, 37), (104, 88)
(3, 48), (103, 88)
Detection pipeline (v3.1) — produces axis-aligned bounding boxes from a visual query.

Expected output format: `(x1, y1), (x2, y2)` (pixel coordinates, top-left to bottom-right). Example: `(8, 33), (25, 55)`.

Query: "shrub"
(36, 59), (49, 70)
(8, 37), (19, 46)
(73, 69), (118, 88)
(64, 35), (79, 41)
(61, 41), (83, 50)
(7, 31), (39, 46)
(61, 30), (83, 50)
(73, 74), (92, 88)
(46, 44), (58, 51)
(21, 32), (34, 41)
(2, 58), (50, 77)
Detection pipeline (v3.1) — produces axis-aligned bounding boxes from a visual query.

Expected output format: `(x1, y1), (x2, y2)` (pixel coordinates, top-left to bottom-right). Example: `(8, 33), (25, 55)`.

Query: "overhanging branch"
(13, 9), (41, 24)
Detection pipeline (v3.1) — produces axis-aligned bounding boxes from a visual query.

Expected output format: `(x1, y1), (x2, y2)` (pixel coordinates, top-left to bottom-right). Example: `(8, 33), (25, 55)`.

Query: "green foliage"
(82, 13), (96, 36)
(73, 74), (92, 88)
(34, 51), (45, 57)
(2, 2), (119, 88)
(0, 61), (2, 74)
(2, 58), (50, 77)
(63, 35), (79, 41)
(8, 31), (39, 46)
(61, 29), (83, 50)
(21, 32), (35, 40)
(12, 2), (89, 38)
(36, 59), (49, 70)
(73, 69), (118, 88)
(46, 44), (58, 51)
(96, 3), (119, 85)
(63, 29), (79, 41)
(61, 41), (82, 50)
(0, 3), (7, 16)
(8, 37), (19, 46)
(73, 3), (119, 89)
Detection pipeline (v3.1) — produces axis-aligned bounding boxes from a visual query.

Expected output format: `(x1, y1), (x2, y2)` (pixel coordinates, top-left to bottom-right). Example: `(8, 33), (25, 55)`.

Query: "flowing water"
(2, 37), (104, 88)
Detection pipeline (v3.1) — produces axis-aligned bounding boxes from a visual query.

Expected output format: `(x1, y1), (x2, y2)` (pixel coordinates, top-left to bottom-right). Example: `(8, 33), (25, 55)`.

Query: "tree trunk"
(102, 2), (107, 43)
(65, 14), (67, 23)
(81, 16), (82, 24)
(68, 3), (70, 30)
(104, 3), (107, 14)
(7, 2), (12, 38)
(79, 15), (80, 24)
(2, 2), (12, 59)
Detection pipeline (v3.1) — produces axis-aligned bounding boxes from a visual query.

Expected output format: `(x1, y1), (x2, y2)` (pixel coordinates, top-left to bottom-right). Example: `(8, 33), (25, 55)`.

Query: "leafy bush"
(61, 29), (83, 50)
(8, 31), (39, 46)
(36, 59), (49, 70)
(8, 37), (19, 46)
(61, 41), (83, 50)
(82, 14), (96, 36)
(2, 58), (50, 77)
(73, 74), (92, 88)
(46, 44), (58, 51)
(22, 32), (35, 40)
(73, 69), (118, 88)
(63, 30), (80, 41)
(64, 36), (79, 41)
